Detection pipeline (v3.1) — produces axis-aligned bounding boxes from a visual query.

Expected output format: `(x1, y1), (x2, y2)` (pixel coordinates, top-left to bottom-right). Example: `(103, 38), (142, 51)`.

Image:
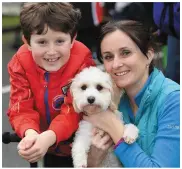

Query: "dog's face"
(70, 67), (115, 115)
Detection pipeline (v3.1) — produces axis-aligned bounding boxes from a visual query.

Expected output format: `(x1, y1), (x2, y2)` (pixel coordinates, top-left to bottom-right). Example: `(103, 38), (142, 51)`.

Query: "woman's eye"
(103, 55), (113, 61)
(121, 50), (131, 56)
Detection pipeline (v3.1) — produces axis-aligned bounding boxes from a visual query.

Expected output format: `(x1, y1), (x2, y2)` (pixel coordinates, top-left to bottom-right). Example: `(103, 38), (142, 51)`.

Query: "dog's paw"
(123, 124), (139, 144)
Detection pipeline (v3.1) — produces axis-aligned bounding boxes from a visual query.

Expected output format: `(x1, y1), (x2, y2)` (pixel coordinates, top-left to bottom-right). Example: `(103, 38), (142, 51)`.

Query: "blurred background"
(2, 2), (179, 167)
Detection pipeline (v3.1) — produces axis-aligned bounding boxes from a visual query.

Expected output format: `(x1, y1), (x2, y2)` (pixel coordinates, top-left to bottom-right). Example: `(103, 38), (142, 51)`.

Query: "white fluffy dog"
(70, 66), (139, 167)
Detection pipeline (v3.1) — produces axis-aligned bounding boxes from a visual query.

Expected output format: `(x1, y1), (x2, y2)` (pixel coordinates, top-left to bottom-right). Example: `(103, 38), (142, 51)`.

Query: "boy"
(7, 2), (95, 167)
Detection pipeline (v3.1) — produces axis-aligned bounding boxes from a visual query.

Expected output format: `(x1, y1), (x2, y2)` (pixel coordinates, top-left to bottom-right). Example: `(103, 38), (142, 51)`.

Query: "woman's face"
(101, 30), (153, 92)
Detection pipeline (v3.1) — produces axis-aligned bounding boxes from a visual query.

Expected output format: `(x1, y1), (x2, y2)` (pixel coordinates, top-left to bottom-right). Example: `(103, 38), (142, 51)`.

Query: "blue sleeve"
(114, 91), (180, 167)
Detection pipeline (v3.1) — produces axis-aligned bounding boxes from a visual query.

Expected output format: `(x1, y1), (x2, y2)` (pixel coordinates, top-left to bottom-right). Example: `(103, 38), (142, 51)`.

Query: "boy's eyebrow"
(34, 37), (46, 40)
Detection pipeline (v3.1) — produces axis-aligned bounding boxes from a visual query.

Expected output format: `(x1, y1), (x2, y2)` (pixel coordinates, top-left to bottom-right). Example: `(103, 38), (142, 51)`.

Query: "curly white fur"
(70, 66), (139, 167)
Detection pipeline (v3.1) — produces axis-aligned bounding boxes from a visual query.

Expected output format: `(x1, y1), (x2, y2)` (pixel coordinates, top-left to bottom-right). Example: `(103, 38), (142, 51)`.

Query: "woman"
(86, 20), (180, 167)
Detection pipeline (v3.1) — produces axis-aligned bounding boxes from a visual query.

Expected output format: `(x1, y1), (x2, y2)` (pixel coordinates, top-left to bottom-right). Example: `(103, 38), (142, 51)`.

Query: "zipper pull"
(44, 72), (49, 87)
(44, 82), (48, 88)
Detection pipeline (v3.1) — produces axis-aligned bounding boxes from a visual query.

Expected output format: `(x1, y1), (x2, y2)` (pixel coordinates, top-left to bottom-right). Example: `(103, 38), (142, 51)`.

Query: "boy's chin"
(42, 65), (62, 72)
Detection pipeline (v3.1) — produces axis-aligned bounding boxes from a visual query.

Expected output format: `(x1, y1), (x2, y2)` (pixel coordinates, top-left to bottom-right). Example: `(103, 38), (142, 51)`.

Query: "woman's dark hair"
(97, 20), (162, 74)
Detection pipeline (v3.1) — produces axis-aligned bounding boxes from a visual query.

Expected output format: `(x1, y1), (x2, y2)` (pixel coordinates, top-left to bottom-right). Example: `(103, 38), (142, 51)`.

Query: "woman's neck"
(125, 73), (149, 115)
(125, 72), (149, 99)
(128, 98), (138, 115)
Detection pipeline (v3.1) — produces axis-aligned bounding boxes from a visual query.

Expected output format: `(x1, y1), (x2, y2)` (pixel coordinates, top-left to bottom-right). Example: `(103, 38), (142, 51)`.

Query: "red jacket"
(7, 41), (95, 156)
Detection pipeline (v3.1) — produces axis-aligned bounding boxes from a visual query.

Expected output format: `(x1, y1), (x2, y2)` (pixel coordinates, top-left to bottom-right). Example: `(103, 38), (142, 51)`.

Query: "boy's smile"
(44, 57), (61, 62)
(28, 27), (75, 72)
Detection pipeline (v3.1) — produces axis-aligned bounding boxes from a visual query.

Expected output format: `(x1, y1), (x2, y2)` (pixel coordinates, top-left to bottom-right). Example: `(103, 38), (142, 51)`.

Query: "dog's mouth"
(82, 104), (102, 116)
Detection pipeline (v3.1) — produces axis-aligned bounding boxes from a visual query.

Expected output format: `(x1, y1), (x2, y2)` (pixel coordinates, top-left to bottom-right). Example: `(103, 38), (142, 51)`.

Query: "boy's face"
(28, 27), (75, 72)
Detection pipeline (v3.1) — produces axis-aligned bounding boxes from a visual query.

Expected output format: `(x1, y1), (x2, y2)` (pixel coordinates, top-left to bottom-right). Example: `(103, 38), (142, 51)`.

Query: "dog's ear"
(109, 80), (124, 112)
(108, 83), (117, 111)
(70, 83), (73, 97)
(72, 99), (81, 113)
(111, 80), (124, 106)
(109, 101), (117, 112)
(70, 82), (81, 113)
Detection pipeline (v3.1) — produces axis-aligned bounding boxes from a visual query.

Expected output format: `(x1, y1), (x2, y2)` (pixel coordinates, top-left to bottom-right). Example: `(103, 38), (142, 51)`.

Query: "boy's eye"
(38, 40), (46, 45)
(56, 40), (64, 43)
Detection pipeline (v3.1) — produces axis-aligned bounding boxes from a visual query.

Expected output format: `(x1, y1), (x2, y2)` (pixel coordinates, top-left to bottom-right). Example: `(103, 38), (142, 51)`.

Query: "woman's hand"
(87, 128), (113, 167)
(83, 109), (115, 133)
(83, 109), (125, 144)
(18, 130), (56, 163)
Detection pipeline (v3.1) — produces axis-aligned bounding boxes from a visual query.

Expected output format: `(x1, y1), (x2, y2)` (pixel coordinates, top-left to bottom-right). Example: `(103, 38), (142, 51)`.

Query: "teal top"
(114, 68), (180, 167)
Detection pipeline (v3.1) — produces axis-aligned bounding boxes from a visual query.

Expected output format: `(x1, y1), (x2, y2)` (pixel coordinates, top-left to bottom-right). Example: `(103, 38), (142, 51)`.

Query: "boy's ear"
(71, 33), (77, 48)
(22, 35), (32, 51)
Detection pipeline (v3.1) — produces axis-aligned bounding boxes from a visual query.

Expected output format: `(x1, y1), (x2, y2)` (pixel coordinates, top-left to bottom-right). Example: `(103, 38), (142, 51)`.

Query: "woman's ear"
(22, 35), (32, 51)
(71, 33), (77, 48)
(147, 49), (155, 65)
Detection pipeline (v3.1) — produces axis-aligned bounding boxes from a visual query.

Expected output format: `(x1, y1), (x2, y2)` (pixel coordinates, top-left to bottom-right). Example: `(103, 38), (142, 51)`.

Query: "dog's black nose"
(87, 96), (95, 104)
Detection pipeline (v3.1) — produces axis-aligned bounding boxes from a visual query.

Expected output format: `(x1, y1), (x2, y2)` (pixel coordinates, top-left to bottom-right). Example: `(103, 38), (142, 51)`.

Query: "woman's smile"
(114, 70), (130, 76)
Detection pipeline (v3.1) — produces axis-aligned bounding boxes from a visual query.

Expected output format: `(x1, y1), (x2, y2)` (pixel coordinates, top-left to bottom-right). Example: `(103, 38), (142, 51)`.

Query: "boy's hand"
(18, 130), (56, 163)
(17, 129), (39, 151)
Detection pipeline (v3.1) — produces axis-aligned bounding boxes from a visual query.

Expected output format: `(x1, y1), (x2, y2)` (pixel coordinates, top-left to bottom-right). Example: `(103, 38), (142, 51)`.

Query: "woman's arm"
(83, 109), (125, 144)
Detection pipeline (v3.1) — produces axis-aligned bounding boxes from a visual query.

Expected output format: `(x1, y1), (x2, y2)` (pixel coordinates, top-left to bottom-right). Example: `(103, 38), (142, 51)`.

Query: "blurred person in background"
(71, 2), (105, 60)
(153, 2), (180, 84)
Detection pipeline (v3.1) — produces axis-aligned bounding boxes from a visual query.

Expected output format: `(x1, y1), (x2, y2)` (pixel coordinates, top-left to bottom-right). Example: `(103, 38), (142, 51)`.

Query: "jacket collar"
(135, 68), (165, 124)
(119, 68), (165, 124)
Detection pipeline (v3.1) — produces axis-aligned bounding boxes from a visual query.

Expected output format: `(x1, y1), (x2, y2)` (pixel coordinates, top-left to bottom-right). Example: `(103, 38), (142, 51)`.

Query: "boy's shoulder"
(71, 40), (91, 56)
(8, 44), (34, 70)
(66, 40), (95, 75)
(16, 44), (31, 56)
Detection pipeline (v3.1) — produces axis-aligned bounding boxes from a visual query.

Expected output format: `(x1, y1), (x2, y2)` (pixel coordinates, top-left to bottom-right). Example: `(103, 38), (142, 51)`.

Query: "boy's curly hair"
(20, 2), (81, 44)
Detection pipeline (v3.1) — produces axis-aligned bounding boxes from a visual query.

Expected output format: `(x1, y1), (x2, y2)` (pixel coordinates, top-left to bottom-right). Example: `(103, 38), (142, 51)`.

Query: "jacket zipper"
(44, 72), (51, 125)
(44, 72), (60, 154)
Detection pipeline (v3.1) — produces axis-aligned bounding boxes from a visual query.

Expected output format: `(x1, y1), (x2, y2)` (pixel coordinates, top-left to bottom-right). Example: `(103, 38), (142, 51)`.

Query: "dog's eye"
(81, 85), (87, 90)
(96, 84), (103, 91)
